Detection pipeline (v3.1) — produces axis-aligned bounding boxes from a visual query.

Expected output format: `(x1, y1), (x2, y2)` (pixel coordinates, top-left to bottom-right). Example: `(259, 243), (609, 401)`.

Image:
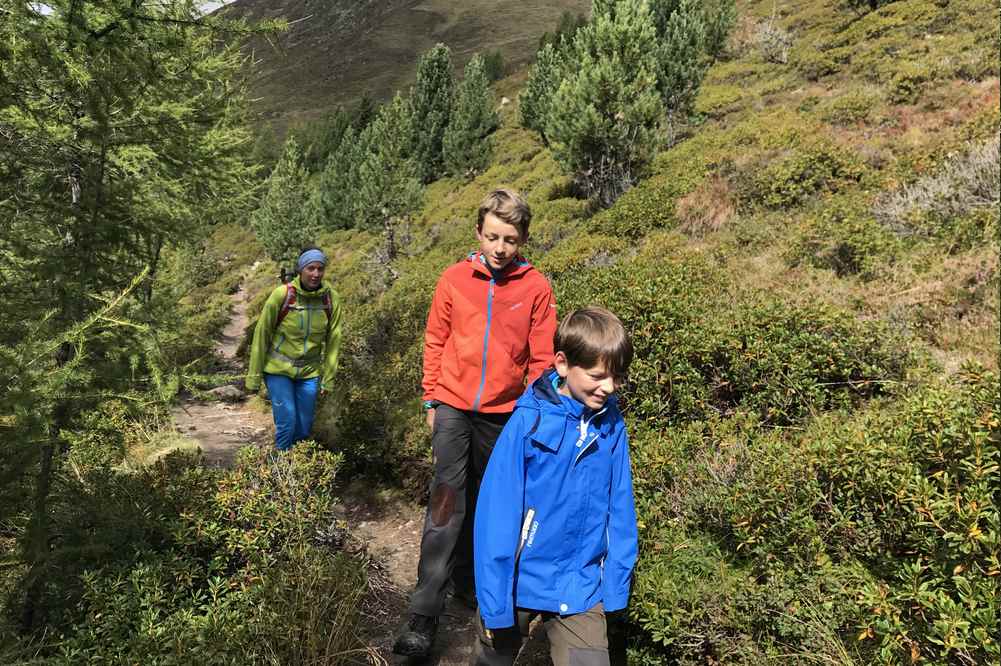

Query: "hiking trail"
(170, 274), (547, 665)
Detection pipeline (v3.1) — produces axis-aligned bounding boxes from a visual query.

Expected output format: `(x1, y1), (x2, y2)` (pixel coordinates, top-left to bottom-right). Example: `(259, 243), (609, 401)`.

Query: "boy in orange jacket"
(393, 188), (557, 658)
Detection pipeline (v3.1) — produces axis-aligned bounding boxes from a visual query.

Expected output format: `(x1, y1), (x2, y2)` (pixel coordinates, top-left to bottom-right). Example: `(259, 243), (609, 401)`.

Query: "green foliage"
(819, 89), (881, 125)
(250, 137), (316, 265)
(559, 235), (908, 425)
(538, 9), (588, 50)
(547, 0), (663, 207)
(748, 142), (867, 209)
(586, 174), (686, 238)
(45, 443), (367, 664)
(443, 55), (500, 179)
(308, 126), (364, 231)
(817, 367), (1000, 665)
(354, 93), (424, 231)
(481, 49), (506, 82)
(651, 0), (708, 117)
(519, 43), (564, 144)
(624, 368), (999, 664)
(409, 43), (454, 184)
(888, 61), (932, 104)
(291, 107), (352, 173)
(787, 199), (901, 279)
(702, 0), (737, 59)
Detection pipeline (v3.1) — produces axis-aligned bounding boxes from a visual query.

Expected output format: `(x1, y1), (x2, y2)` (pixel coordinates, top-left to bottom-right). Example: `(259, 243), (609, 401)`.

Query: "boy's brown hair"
(477, 188), (532, 240)
(554, 306), (633, 380)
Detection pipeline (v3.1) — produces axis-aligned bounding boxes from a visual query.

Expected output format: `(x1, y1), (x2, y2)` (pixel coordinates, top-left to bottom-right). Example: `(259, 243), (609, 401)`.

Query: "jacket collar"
(521, 369), (618, 453)
(291, 276), (331, 297)
(467, 251), (532, 281)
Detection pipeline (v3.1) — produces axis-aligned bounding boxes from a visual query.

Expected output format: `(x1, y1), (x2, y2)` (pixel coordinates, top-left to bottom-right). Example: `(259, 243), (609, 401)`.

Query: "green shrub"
(813, 366), (1000, 665)
(40, 443), (367, 664)
(559, 235), (908, 426)
(749, 142), (867, 209)
(820, 88), (881, 125)
(624, 368), (998, 663)
(587, 175), (687, 239)
(794, 45), (847, 80)
(787, 199), (901, 279)
(888, 60), (932, 104)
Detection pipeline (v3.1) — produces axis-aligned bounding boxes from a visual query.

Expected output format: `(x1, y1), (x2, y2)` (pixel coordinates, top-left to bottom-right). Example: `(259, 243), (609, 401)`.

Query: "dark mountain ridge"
(223, 0), (589, 130)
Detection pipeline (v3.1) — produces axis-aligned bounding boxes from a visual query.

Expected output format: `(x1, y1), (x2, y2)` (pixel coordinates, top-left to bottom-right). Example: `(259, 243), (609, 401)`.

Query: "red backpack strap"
(275, 283), (297, 327)
(322, 292), (333, 323)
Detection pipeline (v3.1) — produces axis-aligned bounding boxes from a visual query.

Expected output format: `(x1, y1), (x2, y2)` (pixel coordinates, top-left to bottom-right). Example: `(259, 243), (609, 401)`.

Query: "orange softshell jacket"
(422, 252), (557, 413)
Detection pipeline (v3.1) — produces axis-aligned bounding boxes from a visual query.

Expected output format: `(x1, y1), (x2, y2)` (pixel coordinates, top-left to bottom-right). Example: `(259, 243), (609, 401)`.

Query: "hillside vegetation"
(238, 0), (996, 662)
(1, 0), (996, 663)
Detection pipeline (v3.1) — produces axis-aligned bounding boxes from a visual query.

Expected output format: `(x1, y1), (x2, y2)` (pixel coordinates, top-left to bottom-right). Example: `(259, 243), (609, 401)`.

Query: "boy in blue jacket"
(472, 306), (638, 666)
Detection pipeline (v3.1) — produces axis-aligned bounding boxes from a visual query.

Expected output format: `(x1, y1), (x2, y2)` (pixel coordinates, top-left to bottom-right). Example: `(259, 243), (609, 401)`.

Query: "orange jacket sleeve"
(526, 280), (557, 384)
(422, 274), (452, 401)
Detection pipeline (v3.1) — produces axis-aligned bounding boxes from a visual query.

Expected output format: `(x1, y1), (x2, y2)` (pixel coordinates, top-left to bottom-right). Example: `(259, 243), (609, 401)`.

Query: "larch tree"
(0, 0), (268, 630)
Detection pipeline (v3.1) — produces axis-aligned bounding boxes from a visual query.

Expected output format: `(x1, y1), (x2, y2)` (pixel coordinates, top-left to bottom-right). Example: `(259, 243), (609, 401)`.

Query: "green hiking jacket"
(245, 277), (343, 392)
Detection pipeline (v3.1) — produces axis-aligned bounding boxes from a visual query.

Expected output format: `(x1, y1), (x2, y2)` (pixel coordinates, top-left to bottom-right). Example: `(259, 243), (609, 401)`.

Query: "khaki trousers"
(470, 603), (609, 666)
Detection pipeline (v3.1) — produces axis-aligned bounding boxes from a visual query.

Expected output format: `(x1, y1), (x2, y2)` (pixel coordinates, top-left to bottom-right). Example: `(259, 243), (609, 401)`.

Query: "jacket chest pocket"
(493, 295), (533, 360)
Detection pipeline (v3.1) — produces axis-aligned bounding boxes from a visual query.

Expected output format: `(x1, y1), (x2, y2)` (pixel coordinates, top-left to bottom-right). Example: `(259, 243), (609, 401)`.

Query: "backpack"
(276, 268), (333, 328)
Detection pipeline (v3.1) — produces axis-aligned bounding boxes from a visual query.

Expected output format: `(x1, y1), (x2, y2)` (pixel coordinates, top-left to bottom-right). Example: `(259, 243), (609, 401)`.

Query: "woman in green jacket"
(246, 247), (343, 450)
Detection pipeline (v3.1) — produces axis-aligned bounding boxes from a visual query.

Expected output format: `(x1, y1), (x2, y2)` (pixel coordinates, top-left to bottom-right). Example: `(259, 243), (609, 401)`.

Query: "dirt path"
(171, 281), (271, 466)
(170, 277), (546, 664)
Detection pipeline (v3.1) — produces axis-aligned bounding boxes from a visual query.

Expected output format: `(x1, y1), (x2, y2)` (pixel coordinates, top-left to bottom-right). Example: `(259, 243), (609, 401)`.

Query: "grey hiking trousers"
(409, 403), (510, 617)
(470, 603), (610, 666)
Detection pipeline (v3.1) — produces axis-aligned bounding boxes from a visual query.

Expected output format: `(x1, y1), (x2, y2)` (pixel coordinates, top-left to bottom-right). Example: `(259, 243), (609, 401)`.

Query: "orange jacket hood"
(422, 251), (557, 413)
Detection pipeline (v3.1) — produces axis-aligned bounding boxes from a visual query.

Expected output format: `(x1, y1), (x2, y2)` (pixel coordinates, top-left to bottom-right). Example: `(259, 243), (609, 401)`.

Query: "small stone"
(208, 385), (245, 403)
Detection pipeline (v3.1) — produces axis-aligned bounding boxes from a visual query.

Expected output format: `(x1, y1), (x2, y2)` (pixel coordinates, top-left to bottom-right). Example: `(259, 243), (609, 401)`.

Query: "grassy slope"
(224, 0), (589, 132)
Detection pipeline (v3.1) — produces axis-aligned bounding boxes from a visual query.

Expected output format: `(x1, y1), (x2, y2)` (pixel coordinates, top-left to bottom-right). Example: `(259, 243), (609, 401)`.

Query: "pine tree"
(443, 55), (499, 179)
(354, 93), (423, 231)
(652, 0), (708, 118)
(409, 43), (454, 184)
(519, 42), (564, 144)
(546, 0), (663, 207)
(251, 137), (316, 265)
(308, 126), (363, 231)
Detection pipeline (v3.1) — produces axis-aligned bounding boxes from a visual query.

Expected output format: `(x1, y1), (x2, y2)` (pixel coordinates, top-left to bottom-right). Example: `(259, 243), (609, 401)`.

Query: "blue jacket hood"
(474, 369), (638, 629)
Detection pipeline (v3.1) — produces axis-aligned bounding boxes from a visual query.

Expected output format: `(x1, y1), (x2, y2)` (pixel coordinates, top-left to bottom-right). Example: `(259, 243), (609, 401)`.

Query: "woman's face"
(300, 261), (325, 290)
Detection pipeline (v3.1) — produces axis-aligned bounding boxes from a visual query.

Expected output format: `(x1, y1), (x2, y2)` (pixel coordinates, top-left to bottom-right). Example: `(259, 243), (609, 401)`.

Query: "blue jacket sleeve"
(474, 408), (529, 629)
(602, 423), (638, 612)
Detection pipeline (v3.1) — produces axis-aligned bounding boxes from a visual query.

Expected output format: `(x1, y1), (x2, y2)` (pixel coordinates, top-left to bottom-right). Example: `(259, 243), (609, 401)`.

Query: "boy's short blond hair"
(477, 188), (532, 240)
(555, 306), (633, 380)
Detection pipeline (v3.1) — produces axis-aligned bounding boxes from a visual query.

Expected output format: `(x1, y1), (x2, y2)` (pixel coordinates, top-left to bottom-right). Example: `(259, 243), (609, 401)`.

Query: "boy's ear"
(554, 351), (570, 378)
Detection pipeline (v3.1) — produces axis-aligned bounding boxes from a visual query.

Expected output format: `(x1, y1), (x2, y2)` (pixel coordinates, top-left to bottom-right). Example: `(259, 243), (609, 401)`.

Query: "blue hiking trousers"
(264, 373), (320, 450)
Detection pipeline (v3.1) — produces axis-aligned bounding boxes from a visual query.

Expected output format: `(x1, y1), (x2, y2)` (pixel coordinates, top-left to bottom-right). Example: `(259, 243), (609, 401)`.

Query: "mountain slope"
(224, 0), (589, 130)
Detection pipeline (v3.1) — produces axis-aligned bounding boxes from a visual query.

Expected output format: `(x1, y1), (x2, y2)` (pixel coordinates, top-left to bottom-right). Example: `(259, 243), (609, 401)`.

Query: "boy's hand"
(426, 408), (436, 430)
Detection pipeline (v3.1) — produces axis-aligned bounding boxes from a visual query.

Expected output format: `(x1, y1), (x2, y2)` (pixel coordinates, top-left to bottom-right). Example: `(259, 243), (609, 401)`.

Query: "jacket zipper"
(472, 278), (495, 411)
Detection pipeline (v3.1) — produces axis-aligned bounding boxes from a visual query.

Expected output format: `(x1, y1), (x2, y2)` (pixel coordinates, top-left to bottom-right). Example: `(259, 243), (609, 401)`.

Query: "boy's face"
(476, 213), (524, 272)
(554, 351), (618, 410)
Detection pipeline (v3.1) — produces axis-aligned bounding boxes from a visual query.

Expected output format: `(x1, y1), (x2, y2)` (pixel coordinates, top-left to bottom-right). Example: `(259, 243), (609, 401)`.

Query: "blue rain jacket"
(474, 369), (638, 629)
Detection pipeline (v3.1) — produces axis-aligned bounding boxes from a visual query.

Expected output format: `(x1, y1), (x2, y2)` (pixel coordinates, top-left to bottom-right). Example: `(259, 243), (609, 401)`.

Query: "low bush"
(874, 137), (1000, 248)
(559, 234), (909, 426)
(625, 367), (999, 664)
(748, 141), (867, 209)
(16, 443), (367, 664)
(786, 198), (900, 279)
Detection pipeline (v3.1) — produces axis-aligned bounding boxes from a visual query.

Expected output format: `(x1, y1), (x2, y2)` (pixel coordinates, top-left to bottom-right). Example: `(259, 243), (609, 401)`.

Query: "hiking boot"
(392, 613), (438, 657)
